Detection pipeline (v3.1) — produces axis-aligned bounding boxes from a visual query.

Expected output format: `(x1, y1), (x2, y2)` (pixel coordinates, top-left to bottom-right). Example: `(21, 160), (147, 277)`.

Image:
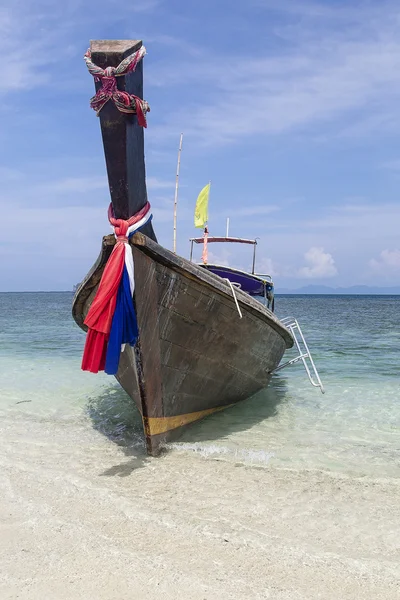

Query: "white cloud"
(142, 34), (201, 58)
(255, 257), (276, 278)
(0, 4), (60, 96)
(254, 0), (348, 18)
(298, 247), (337, 278)
(0, 167), (176, 211)
(277, 202), (400, 240)
(37, 176), (107, 195)
(216, 205), (279, 218)
(0, 0), (162, 99)
(146, 177), (175, 190)
(125, 0), (162, 13)
(0, 166), (22, 180)
(147, 1), (400, 146)
(369, 249), (400, 270)
(230, 201), (400, 286)
(200, 248), (231, 267)
(381, 159), (400, 171)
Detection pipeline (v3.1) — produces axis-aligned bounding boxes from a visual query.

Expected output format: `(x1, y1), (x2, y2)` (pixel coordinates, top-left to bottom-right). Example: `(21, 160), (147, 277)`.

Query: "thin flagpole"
(173, 133), (183, 253)
(207, 180), (211, 226)
(201, 180), (211, 264)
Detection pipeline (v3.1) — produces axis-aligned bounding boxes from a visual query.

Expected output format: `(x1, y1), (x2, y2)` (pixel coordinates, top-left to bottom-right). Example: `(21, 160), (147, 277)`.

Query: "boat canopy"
(189, 236), (257, 245)
(189, 236), (259, 274)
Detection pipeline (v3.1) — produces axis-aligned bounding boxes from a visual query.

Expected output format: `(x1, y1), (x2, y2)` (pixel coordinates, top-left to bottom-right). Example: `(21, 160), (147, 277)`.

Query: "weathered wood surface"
(72, 233), (293, 455)
(89, 39), (156, 241)
(152, 260), (286, 414)
(131, 233), (292, 344)
(130, 246), (164, 454)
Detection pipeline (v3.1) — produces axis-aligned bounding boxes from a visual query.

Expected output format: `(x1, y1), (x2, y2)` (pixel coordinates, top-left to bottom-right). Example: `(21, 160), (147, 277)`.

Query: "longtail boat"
(72, 39), (297, 456)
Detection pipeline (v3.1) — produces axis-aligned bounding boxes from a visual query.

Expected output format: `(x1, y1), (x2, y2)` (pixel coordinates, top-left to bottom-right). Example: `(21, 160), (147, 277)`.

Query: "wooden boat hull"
(73, 233), (293, 455)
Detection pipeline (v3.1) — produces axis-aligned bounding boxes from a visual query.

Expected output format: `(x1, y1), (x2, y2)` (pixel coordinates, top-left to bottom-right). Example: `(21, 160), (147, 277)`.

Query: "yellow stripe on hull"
(144, 404), (233, 436)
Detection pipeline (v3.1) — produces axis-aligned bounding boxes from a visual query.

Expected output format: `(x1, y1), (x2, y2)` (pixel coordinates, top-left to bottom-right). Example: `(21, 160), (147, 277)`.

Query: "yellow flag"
(194, 183), (210, 228)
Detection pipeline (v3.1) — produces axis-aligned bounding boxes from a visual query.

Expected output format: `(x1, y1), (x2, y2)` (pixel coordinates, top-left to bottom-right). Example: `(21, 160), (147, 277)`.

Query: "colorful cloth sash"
(81, 202), (152, 374)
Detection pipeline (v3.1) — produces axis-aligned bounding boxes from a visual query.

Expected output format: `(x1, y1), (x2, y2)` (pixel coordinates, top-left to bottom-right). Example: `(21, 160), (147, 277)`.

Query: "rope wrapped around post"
(84, 45), (150, 127)
(81, 202), (153, 374)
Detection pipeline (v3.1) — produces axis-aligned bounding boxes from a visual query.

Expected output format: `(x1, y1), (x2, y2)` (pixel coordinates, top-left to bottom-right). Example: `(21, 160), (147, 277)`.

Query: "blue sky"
(1, 0), (400, 291)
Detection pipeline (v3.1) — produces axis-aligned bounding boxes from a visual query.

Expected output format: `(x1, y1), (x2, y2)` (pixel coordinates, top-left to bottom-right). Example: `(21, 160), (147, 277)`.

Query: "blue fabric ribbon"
(105, 265), (139, 375)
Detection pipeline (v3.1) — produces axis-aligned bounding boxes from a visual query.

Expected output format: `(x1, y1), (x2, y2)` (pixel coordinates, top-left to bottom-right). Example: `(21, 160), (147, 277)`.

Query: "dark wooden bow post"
(90, 39), (157, 241)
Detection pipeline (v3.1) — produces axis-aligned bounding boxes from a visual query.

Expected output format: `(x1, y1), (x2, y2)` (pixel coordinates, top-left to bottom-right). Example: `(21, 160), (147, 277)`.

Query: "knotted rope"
(81, 202), (153, 374)
(108, 201), (151, 244)
(84, 45), (150, 127)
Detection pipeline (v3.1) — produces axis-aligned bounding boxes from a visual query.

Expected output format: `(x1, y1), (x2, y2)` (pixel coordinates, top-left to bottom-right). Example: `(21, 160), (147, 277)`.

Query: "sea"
(0, 292), (399, 478)
(1, 291), (399, 598)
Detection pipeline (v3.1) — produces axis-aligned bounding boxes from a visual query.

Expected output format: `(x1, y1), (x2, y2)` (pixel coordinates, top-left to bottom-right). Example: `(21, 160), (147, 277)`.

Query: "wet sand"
(0, 416), (399, 600)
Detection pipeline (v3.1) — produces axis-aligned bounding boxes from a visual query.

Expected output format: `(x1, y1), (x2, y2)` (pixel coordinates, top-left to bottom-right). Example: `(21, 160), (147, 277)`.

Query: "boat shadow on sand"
(86, 386), (149, 476)
(86, 375), (289, 476)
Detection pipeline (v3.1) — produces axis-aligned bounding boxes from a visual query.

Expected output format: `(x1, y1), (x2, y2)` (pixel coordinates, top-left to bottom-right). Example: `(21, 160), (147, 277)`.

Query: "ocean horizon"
(2, 290), (400, 295)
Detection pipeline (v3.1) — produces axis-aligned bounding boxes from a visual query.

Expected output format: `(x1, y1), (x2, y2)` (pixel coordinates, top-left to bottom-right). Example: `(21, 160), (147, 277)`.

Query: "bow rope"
(81, 202), (153, 374)
(84, 45), (150, 127)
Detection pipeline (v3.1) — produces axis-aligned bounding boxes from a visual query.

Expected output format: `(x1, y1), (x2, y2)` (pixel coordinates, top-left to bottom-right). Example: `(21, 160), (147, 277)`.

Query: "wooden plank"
(160, 339), (271, 386)
(131, 246), (163, 419)
(157, 307), (282, 378)
(160, 365), (263, 408)
(155, 272), (286, 366)
(89, 40), (156, 241)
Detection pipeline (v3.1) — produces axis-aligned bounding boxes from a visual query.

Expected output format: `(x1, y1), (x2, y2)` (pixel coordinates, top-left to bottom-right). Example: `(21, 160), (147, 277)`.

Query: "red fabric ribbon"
(81, 202), (150, 373)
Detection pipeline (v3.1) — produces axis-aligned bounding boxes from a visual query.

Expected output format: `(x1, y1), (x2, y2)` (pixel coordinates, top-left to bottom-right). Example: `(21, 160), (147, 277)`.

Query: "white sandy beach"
(0, 415), (399, 600)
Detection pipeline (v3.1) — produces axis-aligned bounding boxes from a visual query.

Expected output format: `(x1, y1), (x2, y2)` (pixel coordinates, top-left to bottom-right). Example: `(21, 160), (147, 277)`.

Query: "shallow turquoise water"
(0, 292), (399, 477)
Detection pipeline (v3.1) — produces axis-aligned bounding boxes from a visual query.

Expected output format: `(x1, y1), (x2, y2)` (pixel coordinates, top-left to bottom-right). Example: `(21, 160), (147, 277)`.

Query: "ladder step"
(273, 317), (325, 393)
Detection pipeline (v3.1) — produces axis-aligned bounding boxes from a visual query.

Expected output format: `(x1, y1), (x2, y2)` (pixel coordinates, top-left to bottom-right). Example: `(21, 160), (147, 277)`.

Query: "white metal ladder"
(272, 317), (325, 394)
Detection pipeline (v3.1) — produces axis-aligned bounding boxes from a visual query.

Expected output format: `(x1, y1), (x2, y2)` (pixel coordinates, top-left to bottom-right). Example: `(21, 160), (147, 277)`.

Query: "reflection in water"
(86, 375), (289, 463)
